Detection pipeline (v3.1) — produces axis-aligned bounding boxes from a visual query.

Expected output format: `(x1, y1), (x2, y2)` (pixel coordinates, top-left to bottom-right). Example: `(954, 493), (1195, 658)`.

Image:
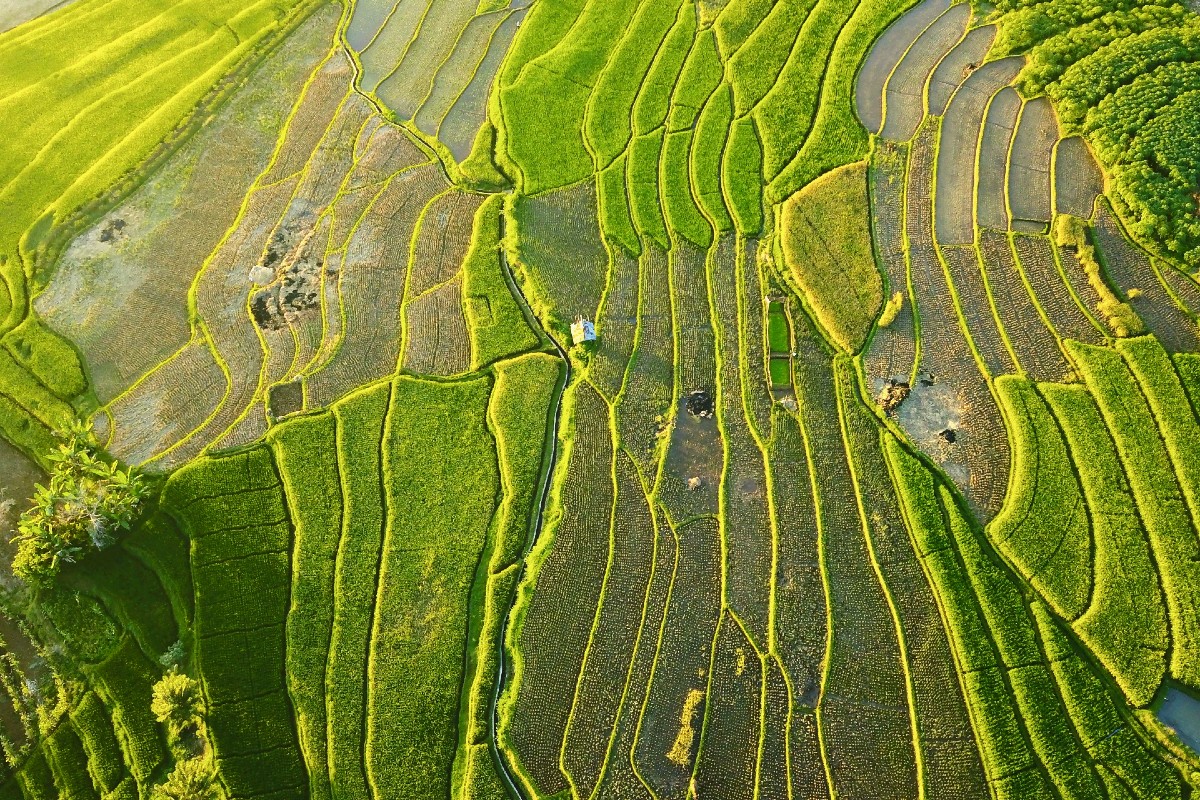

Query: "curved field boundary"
(1051, 136), (1103, 220)
(938, 245), (1013, 377)
(927, 24), (995, 117)
(854, 0), (951, 134)
(344, 0), (398, 53)
(1011, 234), (1105, 347)
(411, 9), (509, 140)
(1006, 96), (1058, 232)
(1092, 203), (1200, 354)
(1041, 381), (1168, 708)
(375, 0), (485, 122)
(0, 0), (325, 461)
(864, 143), (916, 385)
(838, 358), (989, 798)
(879, 3), (969, 142)
(355, 0), (427, 91)
(974, 86), (1019, 232)
(978, 231), (1068, 382)
(438, 8), (526, 163)
(989, 376), (1093, 622)
(752, 0), (867, 179)
(904, 121), (1010, 519)
(934, 57), (1022, 246)
(1069, 339), (1200, 690)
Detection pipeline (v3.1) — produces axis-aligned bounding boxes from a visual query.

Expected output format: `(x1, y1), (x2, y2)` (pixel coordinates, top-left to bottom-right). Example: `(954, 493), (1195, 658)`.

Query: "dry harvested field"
(3, 0), (1200, 798)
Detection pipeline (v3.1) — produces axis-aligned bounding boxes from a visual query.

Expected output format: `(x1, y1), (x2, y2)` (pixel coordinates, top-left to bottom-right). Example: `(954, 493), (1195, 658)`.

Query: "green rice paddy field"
(3, 0), (1200, 797)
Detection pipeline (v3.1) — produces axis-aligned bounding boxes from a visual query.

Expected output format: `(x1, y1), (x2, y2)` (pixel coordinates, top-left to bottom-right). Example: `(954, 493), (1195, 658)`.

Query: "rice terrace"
(8, 0), (1200, 799)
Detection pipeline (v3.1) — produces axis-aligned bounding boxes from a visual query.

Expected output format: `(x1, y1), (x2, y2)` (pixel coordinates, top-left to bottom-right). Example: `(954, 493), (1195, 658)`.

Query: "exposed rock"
(876, 380), (911, 414)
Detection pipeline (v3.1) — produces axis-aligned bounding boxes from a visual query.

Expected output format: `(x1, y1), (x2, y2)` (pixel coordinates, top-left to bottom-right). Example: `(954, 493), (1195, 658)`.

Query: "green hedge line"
(963, 666), (1042, 783)
(1008, 664), (1104, 799)
(754, 0), (860, 178)
(87, 636), (164, 788)
(768, 0), (918, 201)
(1173, 351), (1200, 413)
(45, 722), (99, 800)
(885, 434), (1131, 793)
(17, 750), (56, 800)
(942, 486), (1042, 670)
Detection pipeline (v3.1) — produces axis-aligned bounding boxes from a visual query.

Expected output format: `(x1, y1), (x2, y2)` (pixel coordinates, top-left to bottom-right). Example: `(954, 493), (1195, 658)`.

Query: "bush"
(878, 292), (904, 328)
(996, 3), (1200, 266)
(151, 757), (218, 800)
(1055, 217), (1144, 336)
(12, 420), (148, 585)
(71, 692), (125, 792)
(151, 671), (204, 740)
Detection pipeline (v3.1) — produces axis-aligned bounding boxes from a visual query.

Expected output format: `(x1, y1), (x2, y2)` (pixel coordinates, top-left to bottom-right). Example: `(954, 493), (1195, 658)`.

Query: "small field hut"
(571, 316), (597, 346)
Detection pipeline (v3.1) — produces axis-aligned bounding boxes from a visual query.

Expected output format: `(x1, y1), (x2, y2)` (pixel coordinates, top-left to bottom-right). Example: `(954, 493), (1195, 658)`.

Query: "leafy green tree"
(11, 420), (148, 585)
(151, 757), (219, 800)
(151, 670), (205, 737)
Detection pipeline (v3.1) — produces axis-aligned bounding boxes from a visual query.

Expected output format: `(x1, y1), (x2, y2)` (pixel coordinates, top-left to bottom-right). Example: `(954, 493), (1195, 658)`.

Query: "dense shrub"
(12, 421), (147, 585)
(994, 0), (1200, 266)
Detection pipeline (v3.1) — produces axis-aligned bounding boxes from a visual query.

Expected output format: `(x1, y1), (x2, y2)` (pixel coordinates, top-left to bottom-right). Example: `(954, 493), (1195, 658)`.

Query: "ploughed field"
(3, 0), (1200, 798)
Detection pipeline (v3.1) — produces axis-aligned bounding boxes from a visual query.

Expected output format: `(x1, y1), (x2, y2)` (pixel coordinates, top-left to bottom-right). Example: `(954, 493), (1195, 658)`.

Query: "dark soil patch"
(268, 380), (305, 419)
(663, 394), (723, 520)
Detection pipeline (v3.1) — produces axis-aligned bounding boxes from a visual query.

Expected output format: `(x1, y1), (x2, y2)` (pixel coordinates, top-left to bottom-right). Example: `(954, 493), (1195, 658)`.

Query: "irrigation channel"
(490, 207), (570, 800)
